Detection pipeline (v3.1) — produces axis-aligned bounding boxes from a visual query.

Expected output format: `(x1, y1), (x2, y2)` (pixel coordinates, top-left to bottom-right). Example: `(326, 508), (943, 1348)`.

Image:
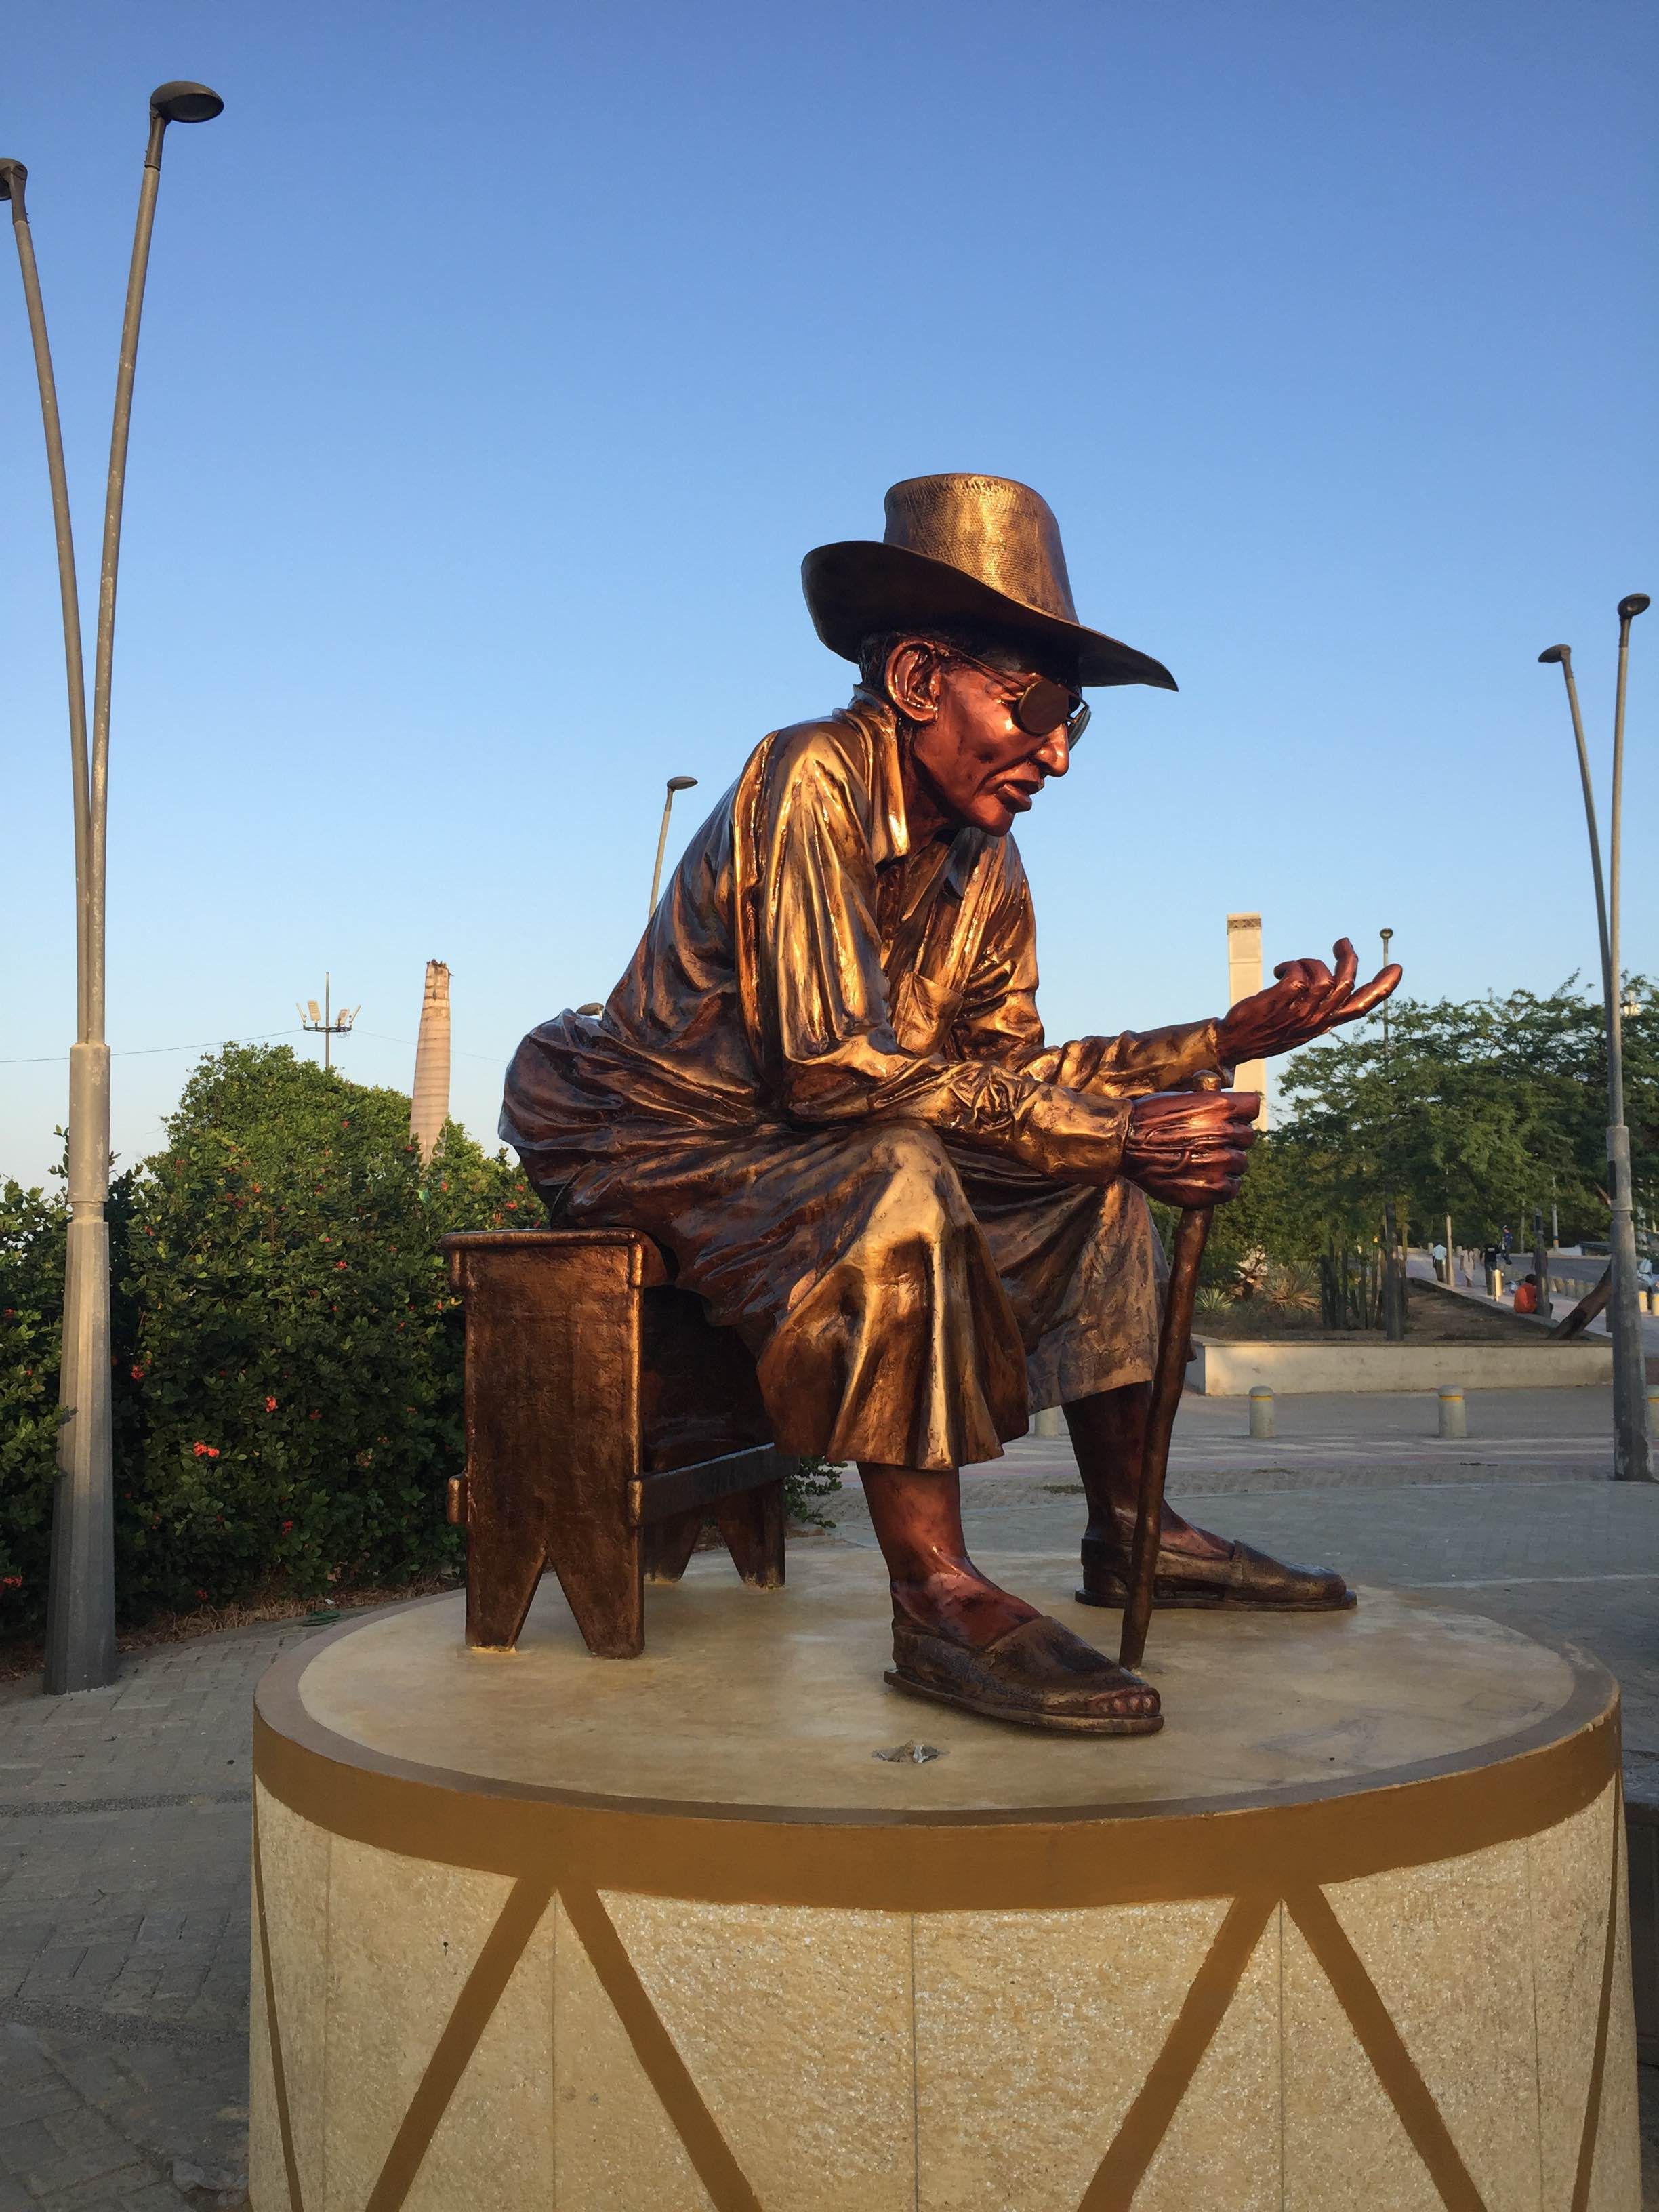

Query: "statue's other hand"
(1216, 937), (1401, 1067)
(1122, 1090), (1259, 1208)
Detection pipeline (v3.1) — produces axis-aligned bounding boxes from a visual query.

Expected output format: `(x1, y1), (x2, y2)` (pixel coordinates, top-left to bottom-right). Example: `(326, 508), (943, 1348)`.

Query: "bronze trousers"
(542, 1119), (1160, 1474)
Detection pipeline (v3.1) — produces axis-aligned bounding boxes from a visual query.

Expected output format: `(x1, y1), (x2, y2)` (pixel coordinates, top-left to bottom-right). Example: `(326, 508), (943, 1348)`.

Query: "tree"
(112, 1044), (533, 1617)
(1275, 978), (1656, 1249)
(0, 1179), (69, 1606)
(1181, 979), (1659, 1272)
(0, 1046), (537, 1631)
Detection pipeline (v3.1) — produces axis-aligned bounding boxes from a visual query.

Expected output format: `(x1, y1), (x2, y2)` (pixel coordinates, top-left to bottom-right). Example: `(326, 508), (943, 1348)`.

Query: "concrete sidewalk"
(2, 1388), (1657, 2207)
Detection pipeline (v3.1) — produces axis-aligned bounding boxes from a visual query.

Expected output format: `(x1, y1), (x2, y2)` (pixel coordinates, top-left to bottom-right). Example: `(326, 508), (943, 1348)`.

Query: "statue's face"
(887, 641), (1074, 836)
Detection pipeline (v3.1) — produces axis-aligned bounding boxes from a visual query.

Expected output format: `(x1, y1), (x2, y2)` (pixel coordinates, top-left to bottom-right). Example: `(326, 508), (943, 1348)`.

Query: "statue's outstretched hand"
(1216, 937), (1400, 1067)
(1122, 1089), (1259, 1208)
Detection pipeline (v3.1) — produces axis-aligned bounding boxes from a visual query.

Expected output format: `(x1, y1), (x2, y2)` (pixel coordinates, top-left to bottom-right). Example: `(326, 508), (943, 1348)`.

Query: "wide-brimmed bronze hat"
(801, 474), (1176, 691)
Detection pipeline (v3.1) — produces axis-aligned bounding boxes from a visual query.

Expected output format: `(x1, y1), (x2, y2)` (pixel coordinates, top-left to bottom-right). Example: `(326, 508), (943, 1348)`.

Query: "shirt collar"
(845, 686), (985, 896)
(846, 688), (911, 867)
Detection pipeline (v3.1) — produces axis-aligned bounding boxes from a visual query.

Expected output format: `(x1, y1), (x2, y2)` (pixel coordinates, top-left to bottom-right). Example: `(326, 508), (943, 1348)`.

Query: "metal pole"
(1607, 595), (1651, 1480)
(1539, 647), (1614, 1002)
(648, 775), (698, 917)
(0, 159), (113, 1692)
(1379, 928), (1393, 1053)
(41, 83), (223, 1692)
(0, 163), (91, 1033)
(1540, 615), (1651, 1481)
(0, 155), (113, 1692)
(324, 972), (331, 1073)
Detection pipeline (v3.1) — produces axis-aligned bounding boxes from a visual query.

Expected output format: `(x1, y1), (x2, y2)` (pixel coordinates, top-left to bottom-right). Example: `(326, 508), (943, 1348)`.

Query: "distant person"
(1514, 1273), (1540, 1315)
(1431, 1239), (1448, 1283)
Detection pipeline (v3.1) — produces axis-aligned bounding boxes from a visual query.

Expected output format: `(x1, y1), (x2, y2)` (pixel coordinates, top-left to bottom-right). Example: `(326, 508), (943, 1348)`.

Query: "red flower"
(281, 1519), (293, 1533)
(335, 1260), (348, 1271)
(130, 1366), (145, 1382)
(192, 1441), (220, 1460)
(309, 1410), (321, 1422)
(264, 1395), (278, 1412)
(1, 1576), (22, 1590)
(195, 1589), (209, 1601)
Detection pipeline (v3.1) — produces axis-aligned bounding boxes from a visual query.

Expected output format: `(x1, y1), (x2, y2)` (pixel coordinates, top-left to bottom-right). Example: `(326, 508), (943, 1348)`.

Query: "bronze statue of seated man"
(502, 474), (1399, 1736)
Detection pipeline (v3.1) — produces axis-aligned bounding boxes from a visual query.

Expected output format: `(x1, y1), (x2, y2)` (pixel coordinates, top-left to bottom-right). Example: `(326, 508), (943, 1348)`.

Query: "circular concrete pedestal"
(250, 1551), (1638, 2212)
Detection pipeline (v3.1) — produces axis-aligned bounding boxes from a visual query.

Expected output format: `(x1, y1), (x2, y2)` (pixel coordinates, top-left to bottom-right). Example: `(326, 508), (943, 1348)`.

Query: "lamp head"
(150, 81), (224, 124)
(0, 159), (25, 201)
(1618, 594), (1650, 623)
(1538, 644), (1571, 665)
(666, 775), (698, 792)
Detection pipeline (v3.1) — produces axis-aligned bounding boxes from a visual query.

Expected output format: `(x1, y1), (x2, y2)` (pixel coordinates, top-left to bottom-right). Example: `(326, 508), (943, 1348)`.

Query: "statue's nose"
(1035, 729), (1071, 777)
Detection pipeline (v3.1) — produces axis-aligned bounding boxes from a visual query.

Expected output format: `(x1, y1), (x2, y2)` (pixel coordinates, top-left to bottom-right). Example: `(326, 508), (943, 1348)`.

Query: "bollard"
(1032, 1405), (1065, 1439)
(1487, 1269), (1504, 1300)
(1439, 1385), (1467, 1440)
(1248, 1386), (1275, 1439)
(1648, 1385), (1659, 1437)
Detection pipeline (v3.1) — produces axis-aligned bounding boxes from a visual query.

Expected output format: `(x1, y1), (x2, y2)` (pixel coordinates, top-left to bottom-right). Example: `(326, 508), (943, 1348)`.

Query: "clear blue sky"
(2, 0), (1653, 1186)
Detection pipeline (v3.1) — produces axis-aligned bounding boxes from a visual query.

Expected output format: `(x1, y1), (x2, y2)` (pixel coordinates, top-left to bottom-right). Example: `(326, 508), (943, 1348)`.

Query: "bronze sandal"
(1076, 1534), (1355, 1613)
(886, 1613), (1162, 1735)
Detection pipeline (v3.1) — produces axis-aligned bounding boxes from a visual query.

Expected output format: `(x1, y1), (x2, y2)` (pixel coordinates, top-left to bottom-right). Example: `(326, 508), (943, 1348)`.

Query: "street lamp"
(649, 775), (698, 916)
(1378, 928), (1393, 1052)
(2, 82), (224, 1692)
(1539, 594), (1652, 1482)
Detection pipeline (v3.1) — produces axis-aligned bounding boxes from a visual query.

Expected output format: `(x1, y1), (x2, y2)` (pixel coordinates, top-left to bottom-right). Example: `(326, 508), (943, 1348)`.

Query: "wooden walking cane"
(1119, 1071), (1225, 1673)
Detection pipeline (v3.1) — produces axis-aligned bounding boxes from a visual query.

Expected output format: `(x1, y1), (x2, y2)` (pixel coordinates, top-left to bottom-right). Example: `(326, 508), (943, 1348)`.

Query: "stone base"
(251, 1550), (1639, 2211)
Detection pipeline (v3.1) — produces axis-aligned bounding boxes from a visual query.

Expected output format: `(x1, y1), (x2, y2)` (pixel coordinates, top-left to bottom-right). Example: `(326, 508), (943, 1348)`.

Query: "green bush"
(0, 1046), (535, 1634)
(0, 1178), (70, 1607)
(116, 1046), (533, 1618)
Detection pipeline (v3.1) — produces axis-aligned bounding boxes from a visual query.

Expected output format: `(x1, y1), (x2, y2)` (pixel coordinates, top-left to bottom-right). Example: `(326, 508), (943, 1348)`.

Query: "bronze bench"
(441, 1230), (792, 1657)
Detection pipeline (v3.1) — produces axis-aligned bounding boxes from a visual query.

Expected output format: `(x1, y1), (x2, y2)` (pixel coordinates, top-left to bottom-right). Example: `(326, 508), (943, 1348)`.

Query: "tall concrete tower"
(1226, 914), (1269, 1128)
(410, 960), (451, 1164)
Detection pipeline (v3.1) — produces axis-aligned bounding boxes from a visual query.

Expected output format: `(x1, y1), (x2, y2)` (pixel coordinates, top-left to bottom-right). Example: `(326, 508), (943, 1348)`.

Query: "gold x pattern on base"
(250, 1779), (1625, 2212)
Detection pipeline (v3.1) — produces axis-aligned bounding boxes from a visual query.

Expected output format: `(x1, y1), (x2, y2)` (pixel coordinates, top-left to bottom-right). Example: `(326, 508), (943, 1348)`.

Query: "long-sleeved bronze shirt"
(502, 693), (1219, 1467)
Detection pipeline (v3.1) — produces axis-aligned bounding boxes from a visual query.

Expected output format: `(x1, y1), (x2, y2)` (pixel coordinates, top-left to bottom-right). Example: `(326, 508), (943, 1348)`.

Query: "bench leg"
(546, 1516), (645, 1658)
(712, 1480), (785, 1590)
(465, 1525), (548, 1652)
(644, 1507), (705, 1586)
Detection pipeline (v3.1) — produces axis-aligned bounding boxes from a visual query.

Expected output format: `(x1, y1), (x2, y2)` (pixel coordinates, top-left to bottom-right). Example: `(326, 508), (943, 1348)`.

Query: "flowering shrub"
(0, 1179), (70, 1603)
(0, 1046), (535, 1631)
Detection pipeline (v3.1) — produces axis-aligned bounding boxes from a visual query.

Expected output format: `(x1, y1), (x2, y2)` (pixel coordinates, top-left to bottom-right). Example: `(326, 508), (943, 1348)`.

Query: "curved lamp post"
(3, 81), (224, 1692)
(649, 775), (698, 916)
(1540, 594), (1652, 1483)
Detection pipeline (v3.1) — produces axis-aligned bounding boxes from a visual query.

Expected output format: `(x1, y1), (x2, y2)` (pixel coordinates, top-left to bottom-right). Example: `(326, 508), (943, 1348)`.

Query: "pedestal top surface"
(287, 1545), (1599, 1822)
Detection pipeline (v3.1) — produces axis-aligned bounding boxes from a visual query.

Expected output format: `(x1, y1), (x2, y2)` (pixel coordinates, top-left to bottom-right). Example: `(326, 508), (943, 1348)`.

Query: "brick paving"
(0, 1622), (322, 2209)
(1, 1387), (1656, 2205)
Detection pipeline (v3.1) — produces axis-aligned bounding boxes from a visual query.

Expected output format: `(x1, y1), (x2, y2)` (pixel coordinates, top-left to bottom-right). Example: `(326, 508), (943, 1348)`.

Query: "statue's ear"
(885, 638), (942, 724)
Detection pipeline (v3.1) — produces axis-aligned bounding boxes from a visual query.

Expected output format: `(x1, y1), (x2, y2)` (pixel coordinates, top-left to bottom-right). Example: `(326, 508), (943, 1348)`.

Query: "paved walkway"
(1, 1387), (1656, 2205)
(0, 1624), (315, 2209)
